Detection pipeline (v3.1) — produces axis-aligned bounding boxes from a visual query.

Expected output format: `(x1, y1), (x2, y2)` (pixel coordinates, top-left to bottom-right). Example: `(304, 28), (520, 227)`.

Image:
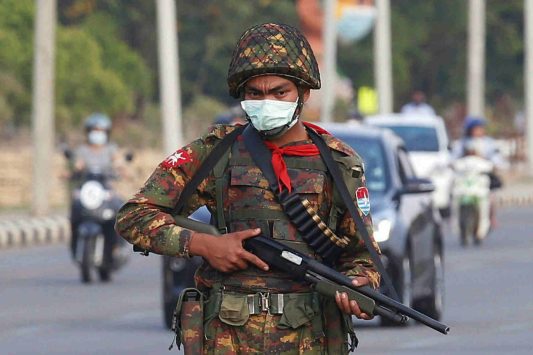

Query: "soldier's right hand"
(188, 228), (269, 273)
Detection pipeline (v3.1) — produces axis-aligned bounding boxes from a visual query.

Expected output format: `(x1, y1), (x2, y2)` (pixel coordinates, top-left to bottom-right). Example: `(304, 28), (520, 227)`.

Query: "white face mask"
(88, 130), (107, 145)
(241, 99), (299, 133)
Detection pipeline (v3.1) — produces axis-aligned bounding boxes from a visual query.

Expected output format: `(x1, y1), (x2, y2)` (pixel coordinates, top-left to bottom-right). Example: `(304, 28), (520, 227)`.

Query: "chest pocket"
(229, 166), (325, 198)
(227, 165), (327, 242)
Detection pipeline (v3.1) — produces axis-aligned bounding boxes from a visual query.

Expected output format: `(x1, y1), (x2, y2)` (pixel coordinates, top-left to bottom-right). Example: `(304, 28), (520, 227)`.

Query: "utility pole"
(156, 0), (183, 155)
(526, 0), (533, 175)
(31, 0), (56, 216)
(374, 0), (393, 114)
(467, 0), (486, 117)
(320, 0), (337, 123)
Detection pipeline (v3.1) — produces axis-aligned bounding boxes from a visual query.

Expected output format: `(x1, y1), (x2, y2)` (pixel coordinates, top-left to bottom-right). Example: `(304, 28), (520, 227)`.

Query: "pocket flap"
(230, 166), (325, 193)
(218, 293), (250, 326)
(277, 294), (318, 330)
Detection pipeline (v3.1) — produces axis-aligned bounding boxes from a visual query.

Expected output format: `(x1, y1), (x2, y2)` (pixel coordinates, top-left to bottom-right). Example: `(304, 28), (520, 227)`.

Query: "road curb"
(0, 215), (70, 249)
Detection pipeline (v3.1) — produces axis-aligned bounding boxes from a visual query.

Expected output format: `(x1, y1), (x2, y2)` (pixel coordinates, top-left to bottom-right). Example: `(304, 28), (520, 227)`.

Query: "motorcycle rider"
(452, 138), (494, 245)
(452, 116), (505, 231)
(452, 116), (506, 167)
(69, 113), (126, 260)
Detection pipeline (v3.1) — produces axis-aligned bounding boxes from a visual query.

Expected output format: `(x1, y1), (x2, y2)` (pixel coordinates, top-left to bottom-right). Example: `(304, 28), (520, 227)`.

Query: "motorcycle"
(452, 155), (494, 246)
(65, 150), (133, 283)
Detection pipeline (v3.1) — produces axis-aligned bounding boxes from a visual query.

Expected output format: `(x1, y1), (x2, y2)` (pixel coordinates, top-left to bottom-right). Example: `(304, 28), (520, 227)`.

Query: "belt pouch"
(174, 288), (204, 355)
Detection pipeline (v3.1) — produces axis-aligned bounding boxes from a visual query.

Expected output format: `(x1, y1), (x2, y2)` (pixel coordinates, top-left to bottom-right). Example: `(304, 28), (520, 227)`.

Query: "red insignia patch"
(161, 149), (192, 169)
(356, 187), (371, 216)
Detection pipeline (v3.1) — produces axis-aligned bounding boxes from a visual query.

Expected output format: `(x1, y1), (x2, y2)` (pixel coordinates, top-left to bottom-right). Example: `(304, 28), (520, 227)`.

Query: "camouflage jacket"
(115, 124), (381, 289)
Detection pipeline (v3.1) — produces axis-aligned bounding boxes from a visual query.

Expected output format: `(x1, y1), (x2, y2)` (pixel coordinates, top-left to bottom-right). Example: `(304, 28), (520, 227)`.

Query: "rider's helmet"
(84, 113), (112, 132)
(227, 23), (321, 98)
(463, 116), (486, 137)
(84, 113), (112, 145)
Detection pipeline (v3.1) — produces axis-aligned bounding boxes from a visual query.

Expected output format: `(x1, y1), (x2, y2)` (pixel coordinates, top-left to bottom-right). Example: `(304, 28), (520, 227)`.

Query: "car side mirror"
(402, 177), (435, 194)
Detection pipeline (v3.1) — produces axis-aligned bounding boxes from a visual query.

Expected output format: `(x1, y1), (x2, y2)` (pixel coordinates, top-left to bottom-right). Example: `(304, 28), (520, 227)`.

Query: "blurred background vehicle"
(321, 123), (444, 324)
(64, 150), (132, 283)
(452, 148), (493, 247)
(365, 114), (454, 218)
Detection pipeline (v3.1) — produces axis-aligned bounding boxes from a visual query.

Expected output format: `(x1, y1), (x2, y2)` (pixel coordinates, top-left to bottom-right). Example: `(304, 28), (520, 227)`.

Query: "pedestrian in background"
(401, 90), (436, 116)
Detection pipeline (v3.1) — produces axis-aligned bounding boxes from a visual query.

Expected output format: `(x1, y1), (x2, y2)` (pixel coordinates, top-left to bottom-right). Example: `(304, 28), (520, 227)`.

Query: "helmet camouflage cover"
(227, 23), (321, 98)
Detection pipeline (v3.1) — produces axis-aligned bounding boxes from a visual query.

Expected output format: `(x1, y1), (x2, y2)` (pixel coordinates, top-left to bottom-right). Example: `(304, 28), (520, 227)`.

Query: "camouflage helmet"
(227, 23), (321, 98)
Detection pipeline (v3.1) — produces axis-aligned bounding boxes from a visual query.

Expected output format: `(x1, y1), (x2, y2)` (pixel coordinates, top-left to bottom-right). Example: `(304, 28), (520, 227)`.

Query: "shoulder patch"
(160, 148), (193, 169)
(356, 187), (371, 216)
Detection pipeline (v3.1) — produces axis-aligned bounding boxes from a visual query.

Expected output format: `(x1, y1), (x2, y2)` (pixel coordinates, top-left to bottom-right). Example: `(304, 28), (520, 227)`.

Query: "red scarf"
(263, 140), (320, 193)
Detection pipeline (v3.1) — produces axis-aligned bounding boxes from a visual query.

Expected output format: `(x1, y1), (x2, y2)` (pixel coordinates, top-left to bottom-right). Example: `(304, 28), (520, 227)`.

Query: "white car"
(365, 113), (454, 216)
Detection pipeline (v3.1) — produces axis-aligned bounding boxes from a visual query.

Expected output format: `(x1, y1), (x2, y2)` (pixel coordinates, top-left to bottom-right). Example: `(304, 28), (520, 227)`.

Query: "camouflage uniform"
(115, 23), (380, 354)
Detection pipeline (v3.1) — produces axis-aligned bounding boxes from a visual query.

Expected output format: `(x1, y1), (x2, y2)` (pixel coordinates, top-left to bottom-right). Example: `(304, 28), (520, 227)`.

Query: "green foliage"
(55, 27), (133, 129)
(80, 12), (153, 98)
(337, 0), (524, 120)
(0, 0), (527, 139)
(486, 0), (524, 99)
(0, 0), (153, 133)
(0, 0), (35, 127)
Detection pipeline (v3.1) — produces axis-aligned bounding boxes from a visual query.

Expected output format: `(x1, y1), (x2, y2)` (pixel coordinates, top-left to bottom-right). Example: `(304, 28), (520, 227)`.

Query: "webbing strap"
(173, 125), (245, 216)
(306, 127), (399, 300)
(213, 147), (231, 233)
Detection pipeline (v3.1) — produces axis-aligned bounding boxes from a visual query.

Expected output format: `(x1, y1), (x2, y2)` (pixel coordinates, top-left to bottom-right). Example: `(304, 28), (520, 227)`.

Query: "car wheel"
(98, 268), (111, 282)
(414, 244), (444, 321)
(460, 204), (479, 246)
(381, 248), (412, 327)
(80, 238), (95, 284)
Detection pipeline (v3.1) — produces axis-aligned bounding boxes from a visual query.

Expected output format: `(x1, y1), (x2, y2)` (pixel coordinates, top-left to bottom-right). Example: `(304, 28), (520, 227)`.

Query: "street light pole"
(374, 0), (393, 114)
(526, 0), (533, 176)
(156, 0), (183, 155)
(467, 0), (486, 117)
(320, 0), (337, 123)
(31, 0), (57, 216)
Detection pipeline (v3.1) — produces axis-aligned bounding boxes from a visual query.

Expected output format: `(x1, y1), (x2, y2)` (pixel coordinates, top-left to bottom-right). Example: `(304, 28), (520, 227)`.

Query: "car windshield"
(378, 125), (439, 152)
(332, 134), (390, 194)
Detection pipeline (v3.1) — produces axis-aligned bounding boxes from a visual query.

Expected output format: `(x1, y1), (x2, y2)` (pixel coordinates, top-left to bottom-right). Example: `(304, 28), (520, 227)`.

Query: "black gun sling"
(242, 125), (398, 299)
(172, 125), (246, 216)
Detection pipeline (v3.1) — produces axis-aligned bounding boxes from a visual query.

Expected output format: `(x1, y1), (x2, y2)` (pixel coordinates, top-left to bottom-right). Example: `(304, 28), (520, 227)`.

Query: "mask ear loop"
(293, 86), (305, 121)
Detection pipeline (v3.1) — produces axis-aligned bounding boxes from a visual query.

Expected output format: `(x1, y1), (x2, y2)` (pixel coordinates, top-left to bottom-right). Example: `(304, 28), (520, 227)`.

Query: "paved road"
(1, 207), (532, 354)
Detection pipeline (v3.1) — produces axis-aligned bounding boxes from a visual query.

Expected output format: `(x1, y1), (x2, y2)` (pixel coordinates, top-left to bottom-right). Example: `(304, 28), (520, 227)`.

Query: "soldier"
(116, 23), (380, 354)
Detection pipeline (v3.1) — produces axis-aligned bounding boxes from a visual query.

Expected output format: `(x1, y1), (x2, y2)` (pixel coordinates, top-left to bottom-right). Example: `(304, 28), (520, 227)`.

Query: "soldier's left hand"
(335, 276), (373, 320)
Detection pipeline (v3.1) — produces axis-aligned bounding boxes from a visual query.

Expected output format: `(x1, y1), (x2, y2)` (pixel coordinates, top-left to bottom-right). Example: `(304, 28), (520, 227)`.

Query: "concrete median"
(0, 214), (70, 249)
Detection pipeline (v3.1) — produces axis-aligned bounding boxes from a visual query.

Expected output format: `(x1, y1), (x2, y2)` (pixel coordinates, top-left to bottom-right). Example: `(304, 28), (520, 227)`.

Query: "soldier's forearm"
(115, 203), (193, 257)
